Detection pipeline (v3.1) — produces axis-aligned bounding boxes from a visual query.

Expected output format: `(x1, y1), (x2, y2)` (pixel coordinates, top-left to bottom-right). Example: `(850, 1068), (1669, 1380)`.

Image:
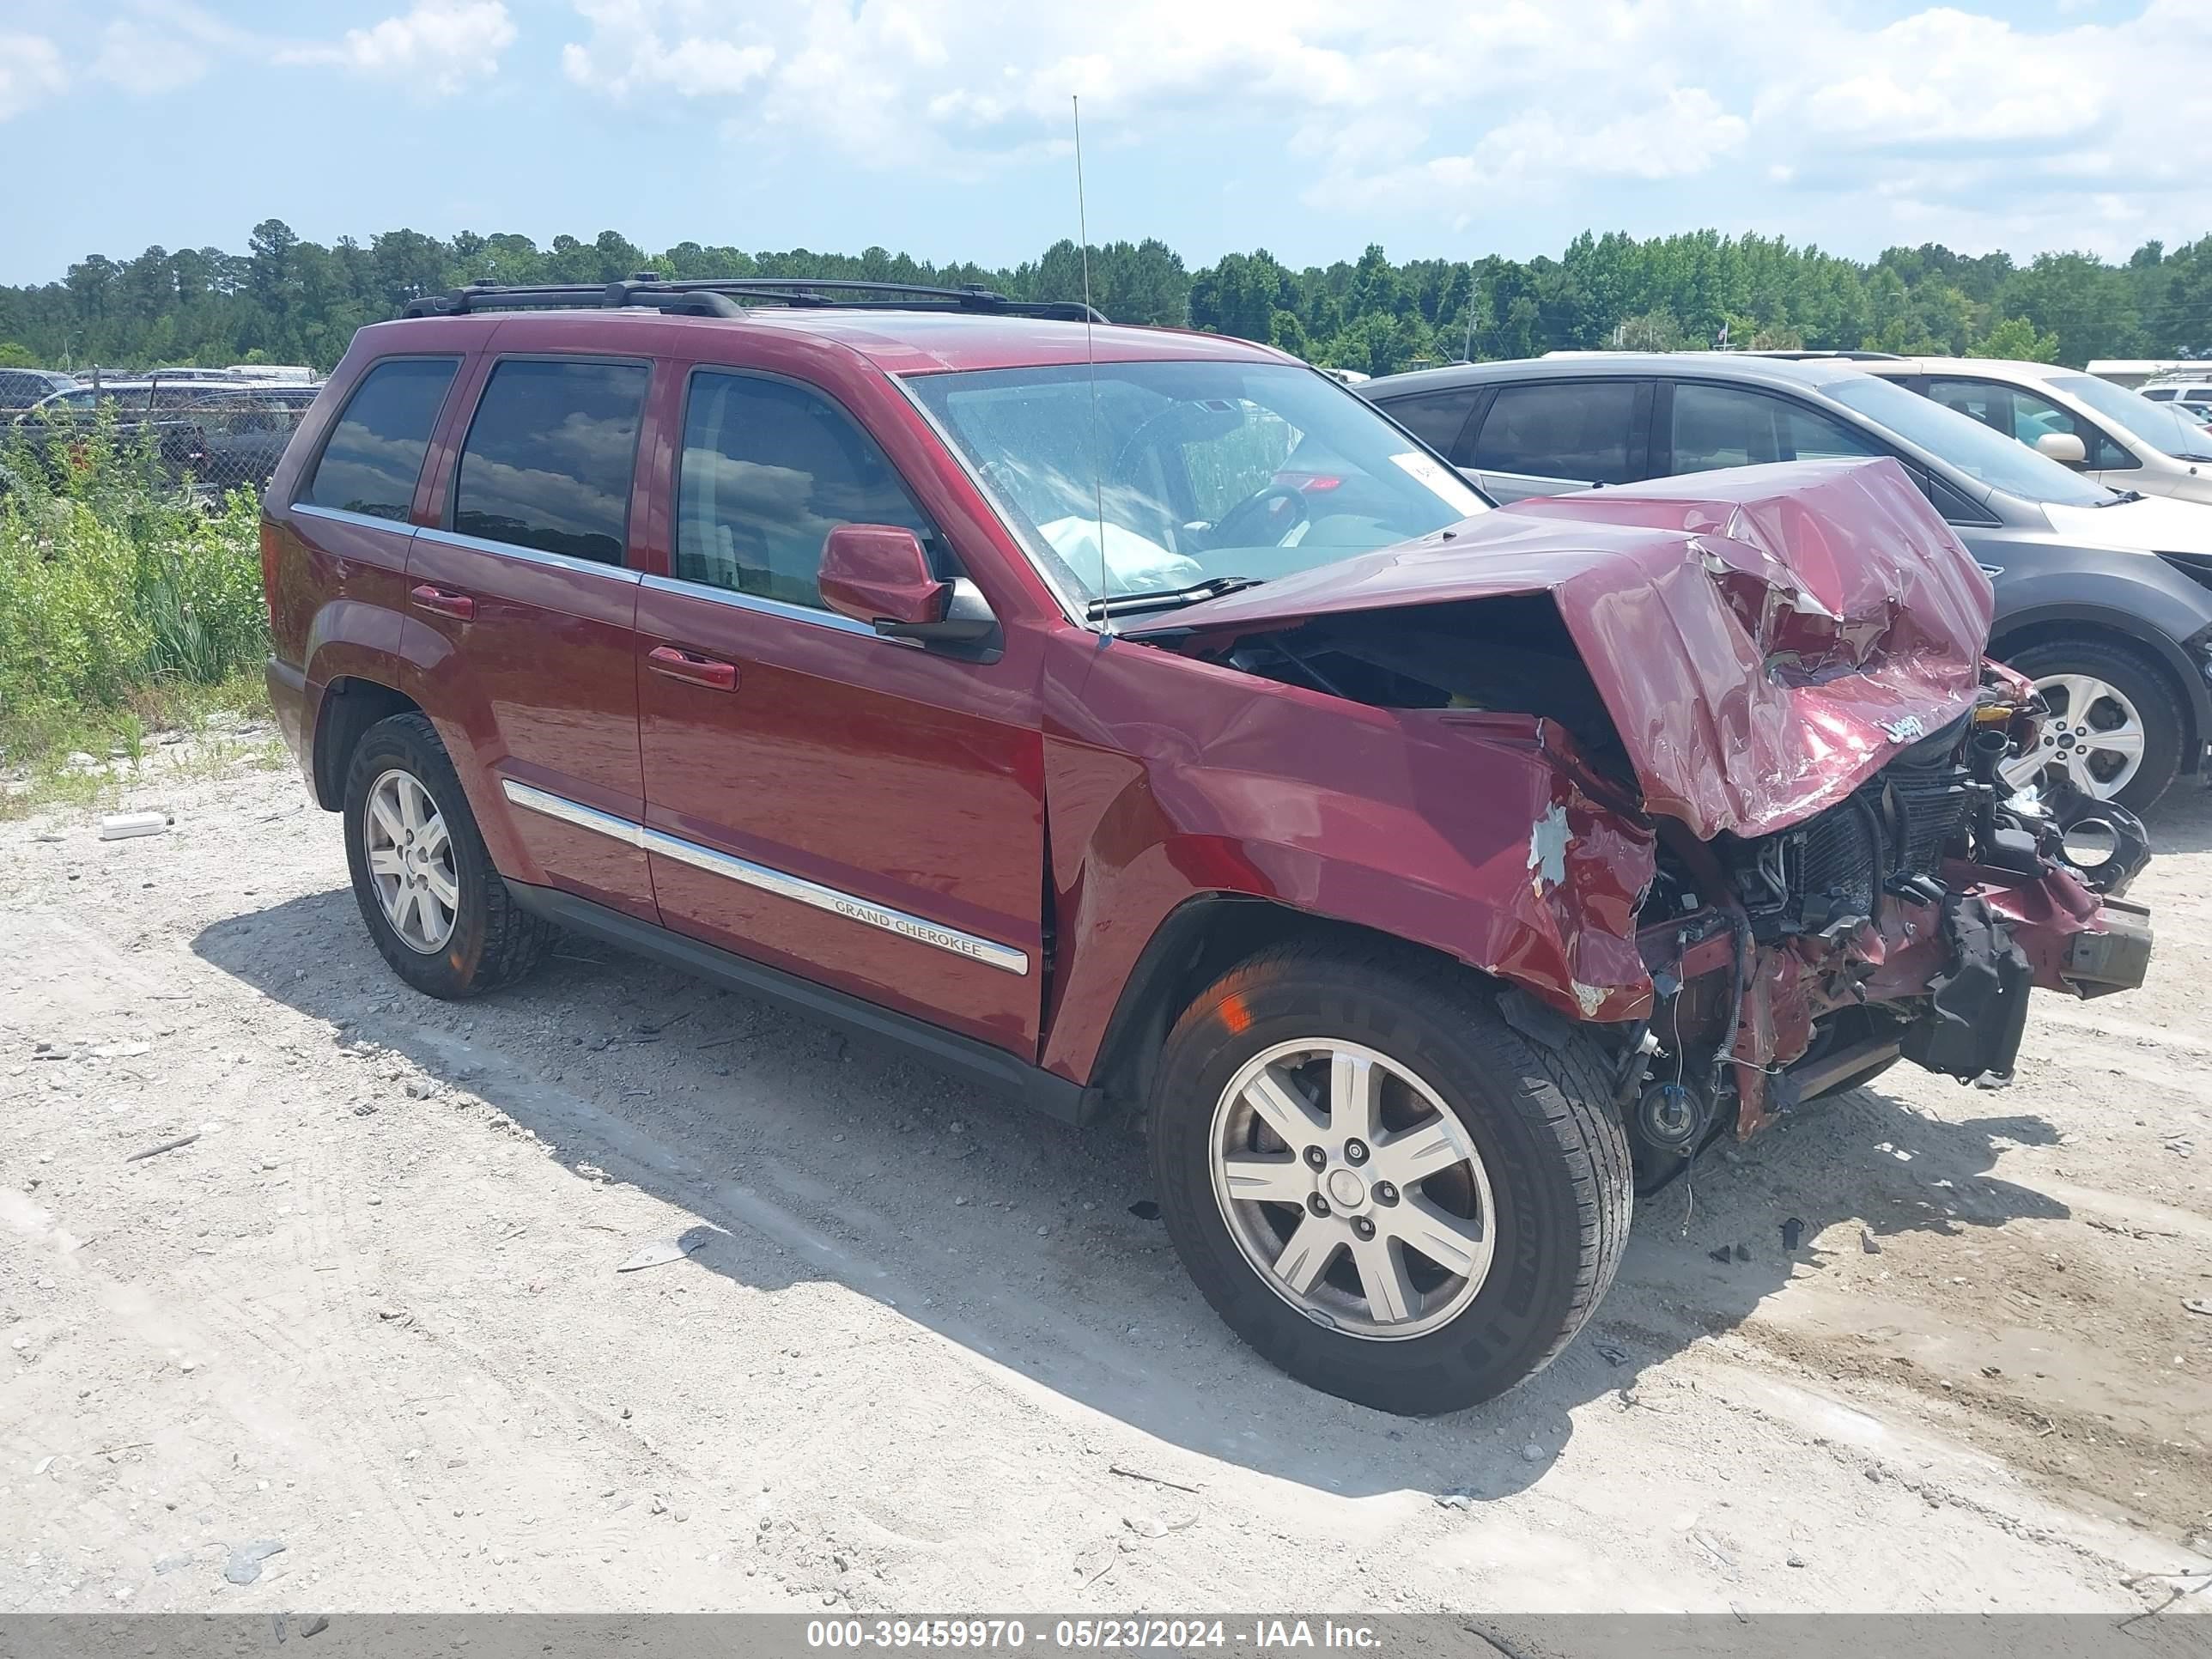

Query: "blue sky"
(1, 0), (2204, 286)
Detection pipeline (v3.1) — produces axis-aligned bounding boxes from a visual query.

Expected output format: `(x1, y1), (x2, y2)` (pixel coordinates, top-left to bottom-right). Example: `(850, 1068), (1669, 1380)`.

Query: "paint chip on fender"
(1528, 803), (1571, 894)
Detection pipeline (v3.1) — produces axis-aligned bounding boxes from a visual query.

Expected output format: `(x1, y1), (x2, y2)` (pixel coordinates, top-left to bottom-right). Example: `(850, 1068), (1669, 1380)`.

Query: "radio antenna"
(1073, 94), (1110, 633)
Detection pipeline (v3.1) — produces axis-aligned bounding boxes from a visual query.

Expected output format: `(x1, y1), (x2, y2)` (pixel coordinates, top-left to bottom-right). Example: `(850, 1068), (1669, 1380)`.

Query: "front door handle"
(410, 584), (475, 621)
(647, 645), (738, 691)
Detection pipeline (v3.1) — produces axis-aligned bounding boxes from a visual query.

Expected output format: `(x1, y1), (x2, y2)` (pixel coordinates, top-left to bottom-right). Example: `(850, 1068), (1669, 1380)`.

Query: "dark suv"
(262, 280), (2154, 1414)
(1363, 353), (2212, 812)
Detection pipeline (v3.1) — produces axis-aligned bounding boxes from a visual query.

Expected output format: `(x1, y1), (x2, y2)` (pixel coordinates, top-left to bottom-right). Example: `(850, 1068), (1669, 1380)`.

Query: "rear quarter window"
(299, 358), (459, 521)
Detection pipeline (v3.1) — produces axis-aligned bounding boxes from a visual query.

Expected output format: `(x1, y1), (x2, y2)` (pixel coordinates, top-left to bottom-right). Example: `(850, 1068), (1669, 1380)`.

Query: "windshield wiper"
(2093, 489), (2145, 505)
(1086, 574), (1266, 622)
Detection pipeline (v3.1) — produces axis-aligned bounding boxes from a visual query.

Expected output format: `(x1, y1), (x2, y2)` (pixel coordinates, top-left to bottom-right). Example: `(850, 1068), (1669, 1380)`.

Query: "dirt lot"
(3, 742), (2210, 1616)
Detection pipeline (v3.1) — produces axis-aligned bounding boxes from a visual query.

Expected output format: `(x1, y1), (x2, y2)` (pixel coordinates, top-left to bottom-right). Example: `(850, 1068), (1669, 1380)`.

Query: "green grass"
(1, 424), (273, 817)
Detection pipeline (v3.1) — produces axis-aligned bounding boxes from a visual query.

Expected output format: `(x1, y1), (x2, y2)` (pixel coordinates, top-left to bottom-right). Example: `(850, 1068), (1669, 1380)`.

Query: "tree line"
(3, 218), (2209, 379)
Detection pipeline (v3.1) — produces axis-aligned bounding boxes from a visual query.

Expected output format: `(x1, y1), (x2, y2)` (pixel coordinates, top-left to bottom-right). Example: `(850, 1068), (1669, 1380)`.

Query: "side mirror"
(818, 523), (999, 650)
(2035, 431), (2087, 466)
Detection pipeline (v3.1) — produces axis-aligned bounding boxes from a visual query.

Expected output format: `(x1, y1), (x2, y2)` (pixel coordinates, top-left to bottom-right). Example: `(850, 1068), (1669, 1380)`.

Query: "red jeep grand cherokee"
(262, 277), (2154, 1413)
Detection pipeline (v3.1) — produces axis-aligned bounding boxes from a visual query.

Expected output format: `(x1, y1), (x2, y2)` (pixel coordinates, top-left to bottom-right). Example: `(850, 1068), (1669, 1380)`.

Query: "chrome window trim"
(499, 779), (1028, 975)
(639, 574), (876, 637)
(887, 374), (1096, 632)
(291, 501), (414, 534)
(416, 525), (644, 584)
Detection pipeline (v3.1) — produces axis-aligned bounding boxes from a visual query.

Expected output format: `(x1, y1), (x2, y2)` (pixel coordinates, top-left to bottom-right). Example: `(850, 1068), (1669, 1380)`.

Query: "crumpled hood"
(1128, 459), (1996, 840)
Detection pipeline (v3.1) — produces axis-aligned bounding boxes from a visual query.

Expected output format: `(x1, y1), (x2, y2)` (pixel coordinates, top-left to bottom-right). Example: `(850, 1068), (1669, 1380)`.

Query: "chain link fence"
(3, 371), (321, 504)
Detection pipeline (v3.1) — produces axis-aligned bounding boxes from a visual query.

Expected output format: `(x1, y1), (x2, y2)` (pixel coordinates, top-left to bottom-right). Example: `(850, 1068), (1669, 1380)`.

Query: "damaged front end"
(1130, 459), (2156, 1190)
(1627, 675), (2152, 1188)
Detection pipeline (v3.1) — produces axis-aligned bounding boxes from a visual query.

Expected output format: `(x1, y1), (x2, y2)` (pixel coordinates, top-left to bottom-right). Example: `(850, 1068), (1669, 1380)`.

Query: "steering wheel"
(1210, 483), (1310, 548)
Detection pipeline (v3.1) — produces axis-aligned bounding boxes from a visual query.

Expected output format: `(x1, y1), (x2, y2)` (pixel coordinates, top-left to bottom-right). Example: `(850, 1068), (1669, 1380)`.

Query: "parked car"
(2141, 373), (2212, 407)
(0, 368), (76, 411)
(1856, 357), (2212, 507)
(260, 280), (2153, 1413)
(9, 377), (213, 483)
(177, 384), (323, 494)
(1362, 353), (2212, 811)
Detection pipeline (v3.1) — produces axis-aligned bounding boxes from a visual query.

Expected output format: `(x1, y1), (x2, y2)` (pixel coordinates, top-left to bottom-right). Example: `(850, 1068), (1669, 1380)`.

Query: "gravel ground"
(3, 747), (2209, 1616)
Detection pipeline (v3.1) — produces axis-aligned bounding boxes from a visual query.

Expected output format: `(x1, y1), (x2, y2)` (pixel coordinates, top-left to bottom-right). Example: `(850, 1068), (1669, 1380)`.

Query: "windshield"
(1825, 374), (2113, 506)
(904, 360), (1486, 605)
(2051, 374), (2212, 463)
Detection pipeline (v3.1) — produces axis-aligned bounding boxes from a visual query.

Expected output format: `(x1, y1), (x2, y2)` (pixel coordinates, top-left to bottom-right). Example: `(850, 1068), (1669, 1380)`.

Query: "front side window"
(1668, 382), (1881, 474)
(1471, 380), (1638, 484)
(676, 373), (933, 607)
(453, 359), (648, 564)
(1379, 387), (1483, 462)
(1924, 378), (2131, 471)
(2050, 373), (2212, 464)
(906, 360), (1486, 604)
(1823, 372), (2113, 505)
(299, 357), (458, 521)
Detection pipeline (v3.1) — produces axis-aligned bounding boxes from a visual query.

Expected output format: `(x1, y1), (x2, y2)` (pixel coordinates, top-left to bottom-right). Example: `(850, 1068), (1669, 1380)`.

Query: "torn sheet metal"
(1128, 459), (1993, 842)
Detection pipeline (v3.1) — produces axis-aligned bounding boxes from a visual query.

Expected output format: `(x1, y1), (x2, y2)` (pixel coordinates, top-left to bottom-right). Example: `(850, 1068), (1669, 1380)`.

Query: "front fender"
(1037, 636), (1657, 1085)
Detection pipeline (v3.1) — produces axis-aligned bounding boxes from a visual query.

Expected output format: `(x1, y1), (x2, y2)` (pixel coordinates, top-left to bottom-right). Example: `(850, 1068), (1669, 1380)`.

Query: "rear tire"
(1148, 943), (1632, 1415)
(1997, 636), (2185, 813)
(342, 712), (554, 999)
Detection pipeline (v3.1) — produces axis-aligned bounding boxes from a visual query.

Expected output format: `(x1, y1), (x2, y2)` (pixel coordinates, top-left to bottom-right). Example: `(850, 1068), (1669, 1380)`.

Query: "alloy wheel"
(363, 768), (459, 954)
(2002, 672), (2146, 801)
(1207, 1038), (1496, 1340)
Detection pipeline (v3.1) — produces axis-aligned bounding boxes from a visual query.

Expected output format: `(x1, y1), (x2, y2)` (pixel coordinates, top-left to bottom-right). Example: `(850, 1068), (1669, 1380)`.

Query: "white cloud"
(283, 1), (517, 95)
(561, 1), (774, 97)
(0, 33), (66, 120)
(92, 21), (213, 94)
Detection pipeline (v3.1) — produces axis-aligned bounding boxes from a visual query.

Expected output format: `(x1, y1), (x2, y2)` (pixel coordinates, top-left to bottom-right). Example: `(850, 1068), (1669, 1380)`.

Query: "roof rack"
(401, 275), (1106, 325)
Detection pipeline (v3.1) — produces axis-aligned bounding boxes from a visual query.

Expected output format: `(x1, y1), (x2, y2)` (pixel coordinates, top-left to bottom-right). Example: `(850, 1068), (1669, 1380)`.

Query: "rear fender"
(302, 613), (540, 884)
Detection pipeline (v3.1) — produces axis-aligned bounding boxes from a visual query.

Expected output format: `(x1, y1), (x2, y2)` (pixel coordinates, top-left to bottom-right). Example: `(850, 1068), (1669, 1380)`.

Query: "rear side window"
(1668, 382), (1881, 474)
(1470, 380), (1638, 484)
(675, 372), (932, 608)
(1381, 387), (1483, 462)
(2143, 387), (2176, 400)
(453, 360), (648, 565)
(301, 357), (458, 521)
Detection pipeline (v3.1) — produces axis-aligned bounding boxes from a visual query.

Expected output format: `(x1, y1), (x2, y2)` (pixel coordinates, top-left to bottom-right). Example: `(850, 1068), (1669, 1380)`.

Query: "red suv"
(262, 277), (2154, 1413)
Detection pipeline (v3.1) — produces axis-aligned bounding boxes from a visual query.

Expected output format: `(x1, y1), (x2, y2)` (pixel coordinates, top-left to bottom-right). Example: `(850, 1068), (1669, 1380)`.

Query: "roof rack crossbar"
(401, 276), (1105, 324)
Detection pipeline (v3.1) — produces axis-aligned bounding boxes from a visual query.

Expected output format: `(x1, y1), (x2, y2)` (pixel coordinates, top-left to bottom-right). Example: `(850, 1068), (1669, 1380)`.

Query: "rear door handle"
(647, 645), (738, 691)
(410, 584), (475, 621)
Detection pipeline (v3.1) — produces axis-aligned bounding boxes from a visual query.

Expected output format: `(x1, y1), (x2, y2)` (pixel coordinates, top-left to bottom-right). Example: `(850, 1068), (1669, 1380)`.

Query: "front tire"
(1148, 943), (1632, 1415)
(1997, 636), (2185, 813)
(342, 712), (554, 999)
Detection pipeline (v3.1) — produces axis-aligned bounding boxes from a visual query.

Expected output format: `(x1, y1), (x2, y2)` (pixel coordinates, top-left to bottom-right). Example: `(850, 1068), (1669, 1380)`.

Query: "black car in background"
(1362, 353), (2212, 811)
(176, 385), (322, 494)
(0, 368), (77, 411)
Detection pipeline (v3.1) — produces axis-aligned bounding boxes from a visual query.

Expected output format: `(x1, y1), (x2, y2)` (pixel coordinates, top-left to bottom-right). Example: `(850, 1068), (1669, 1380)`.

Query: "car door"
(1462, 378), (1648, 501)
(407, 352), (660, 922)
(634, 365), (1046, 1054)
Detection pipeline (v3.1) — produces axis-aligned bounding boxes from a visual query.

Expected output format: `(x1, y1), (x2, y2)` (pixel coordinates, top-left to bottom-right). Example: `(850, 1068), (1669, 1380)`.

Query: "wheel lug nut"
(1352, 1217), (1375, 1240)
(1344, 1139), (1367, 1164)
(1374, 1182), (1397, 1205)
(1306, 1194), (1330, 1218)
(1303, 1146), (1327, 1170)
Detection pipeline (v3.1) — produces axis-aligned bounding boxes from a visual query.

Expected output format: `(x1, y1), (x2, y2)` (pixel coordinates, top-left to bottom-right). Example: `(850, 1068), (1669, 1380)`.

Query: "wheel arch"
(1081, 894), (1516, 1121)
(310, 676), (423, 811)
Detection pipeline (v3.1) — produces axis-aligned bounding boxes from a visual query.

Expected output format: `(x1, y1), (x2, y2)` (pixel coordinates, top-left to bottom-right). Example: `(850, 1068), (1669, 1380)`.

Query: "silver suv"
(1361, 353), (2212, 811)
